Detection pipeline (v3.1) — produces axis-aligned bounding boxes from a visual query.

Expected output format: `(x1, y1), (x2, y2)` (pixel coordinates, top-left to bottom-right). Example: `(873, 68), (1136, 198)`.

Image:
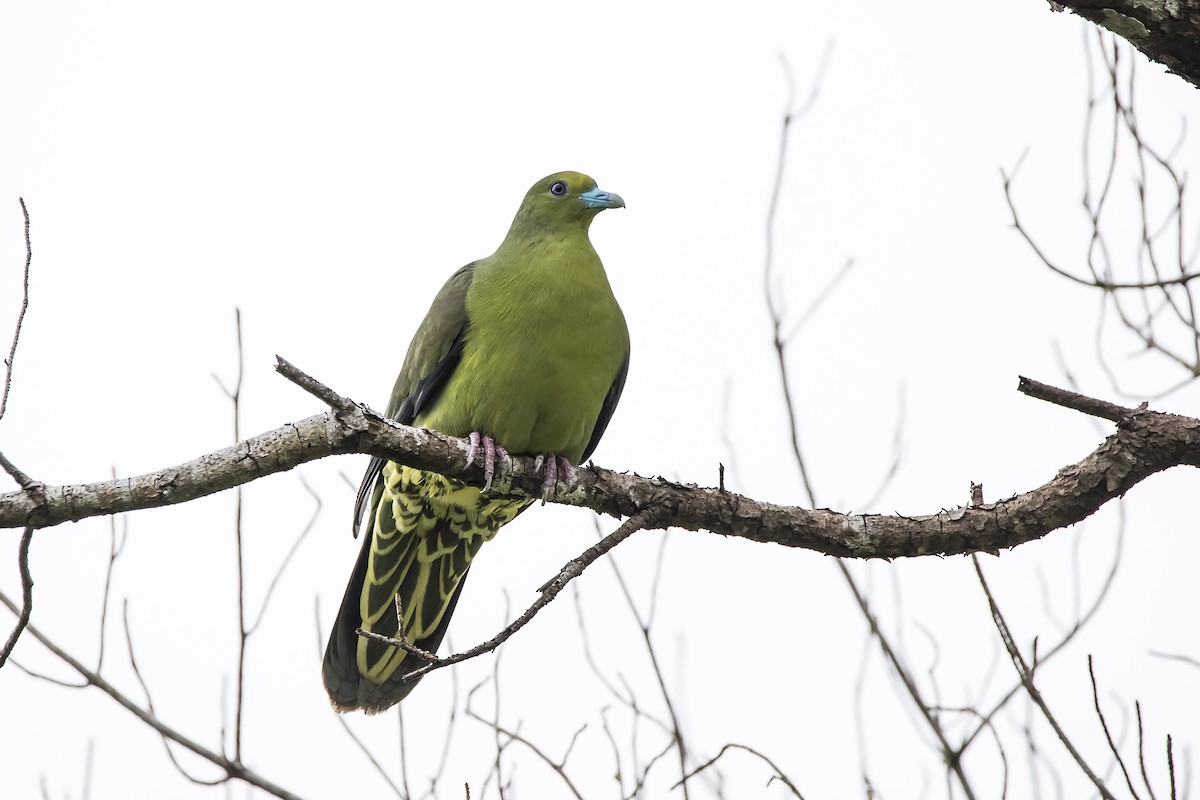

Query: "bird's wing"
(580, 349), (629, 463)
(352, 264), (476, 536)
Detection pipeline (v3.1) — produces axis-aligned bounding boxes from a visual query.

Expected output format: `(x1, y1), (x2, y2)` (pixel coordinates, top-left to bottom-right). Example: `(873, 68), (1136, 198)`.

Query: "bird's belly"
(419, 343), (614, 462)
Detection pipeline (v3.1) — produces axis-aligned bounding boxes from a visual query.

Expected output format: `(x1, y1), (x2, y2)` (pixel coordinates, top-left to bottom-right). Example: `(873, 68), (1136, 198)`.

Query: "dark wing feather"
(580, 349), (629, 463)
(351, 264), (476, 536)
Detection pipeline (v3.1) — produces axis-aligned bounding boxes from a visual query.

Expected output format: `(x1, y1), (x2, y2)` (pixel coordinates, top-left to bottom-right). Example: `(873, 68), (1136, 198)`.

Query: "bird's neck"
(475, 228), (614, 320)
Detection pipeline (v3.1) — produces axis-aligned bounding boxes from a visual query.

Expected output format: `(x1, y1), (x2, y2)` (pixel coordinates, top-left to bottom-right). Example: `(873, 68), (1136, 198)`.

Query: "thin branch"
(419, 632), (460, 800)
(82, 739), (94, 800)
(606, 527), (690, 799)
(0, 588), (304, 800)
(853, 382), (906, 511)
(491, 626), (508, 800)
(218, 308), (248, 762)
(1004, 164), (1200, 291)
(0, 450), (39, 490)
(759, 81), (974, 792)
(1137, 701), (1159, 800)
(312, 598), (405, 798)
(960, 495), (1126, 754)
(1, 198), (32, 422)
(248, 475), (320, 634)
(972, 555), (1118, 800)
(396, 706), (412, 800)
(672, 743), (807, 798)
(1148, 651), (1200, 671)
(123, 599), (225, 787)
(362, 508), (659, 685)
(94, 485), (127, 674)
(1017, 375), (1139, 421)
(783, 257), (855, 343)
(0, 526), (33, 667)
(837, 560), (978, 800)
(763, 52), (830, 508)
(1167, 735), (1177, 800)
(1089, 655), (1142, 799)
(465, 701), (585, 800)
(7, 656), (87, 687)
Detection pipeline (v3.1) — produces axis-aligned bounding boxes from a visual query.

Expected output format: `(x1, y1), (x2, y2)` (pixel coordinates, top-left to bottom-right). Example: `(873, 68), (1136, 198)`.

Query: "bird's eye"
(549, 181), (568, 197)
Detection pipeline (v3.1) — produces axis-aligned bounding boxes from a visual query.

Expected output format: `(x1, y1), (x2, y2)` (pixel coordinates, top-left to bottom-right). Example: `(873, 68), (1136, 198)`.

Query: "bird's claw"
(467, 432), (510, 493)
(538, 455), (578, 504)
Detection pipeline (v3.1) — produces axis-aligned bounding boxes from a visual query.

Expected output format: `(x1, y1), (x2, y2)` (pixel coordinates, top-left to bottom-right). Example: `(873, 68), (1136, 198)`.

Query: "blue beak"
(580, 187), (625, 210)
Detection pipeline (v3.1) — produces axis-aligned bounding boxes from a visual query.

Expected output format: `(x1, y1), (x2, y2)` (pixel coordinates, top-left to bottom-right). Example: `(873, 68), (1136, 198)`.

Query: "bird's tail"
(322, 462), (526, 713)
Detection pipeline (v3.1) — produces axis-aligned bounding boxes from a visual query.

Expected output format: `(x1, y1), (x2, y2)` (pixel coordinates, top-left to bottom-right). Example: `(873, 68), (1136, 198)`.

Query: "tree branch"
(0, 526), (33, 667)
(1, 198), (32, 423)
(0, 589), (304, 800)
(1, 364), (1198, 560)
(1051, 1), (1200, 89)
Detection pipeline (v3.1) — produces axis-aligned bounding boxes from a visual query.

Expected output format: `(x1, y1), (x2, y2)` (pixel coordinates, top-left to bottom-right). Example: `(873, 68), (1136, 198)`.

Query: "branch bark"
(1052, 0), (1200, 89)
(1, 364), (1198, 560)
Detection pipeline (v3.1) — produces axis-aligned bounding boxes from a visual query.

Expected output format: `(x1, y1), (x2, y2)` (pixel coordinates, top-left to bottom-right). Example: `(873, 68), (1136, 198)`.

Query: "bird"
(322, 171), (629, 713)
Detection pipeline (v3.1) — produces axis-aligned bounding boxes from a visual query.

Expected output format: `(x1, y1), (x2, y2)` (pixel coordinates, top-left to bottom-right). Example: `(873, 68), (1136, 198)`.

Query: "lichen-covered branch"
(1052, 0), (1200, 89)
(1, 363), (1197, 560)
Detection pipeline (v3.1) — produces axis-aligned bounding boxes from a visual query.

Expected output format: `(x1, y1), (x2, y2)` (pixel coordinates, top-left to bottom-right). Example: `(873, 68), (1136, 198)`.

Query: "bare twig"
(972, 555), (1117, 800)
(757, 65), (975, 793)
(312, 599), (405, 798)
(0, 526), (33, 667)
(1089, 655), (1142, 798)
(606, 527), (690, 799)
(1, 198), (32, 422)
(1166, 735), (1177, 800)
(854, 383), (906, 511)
(1017, 375), (1137, 421)
(396, 705), (412, 800)
(0, 588), (303, 800)
(960, 497), (1126, 753)
(1148, 651), (1200, 671)
(248, 475), (320, 635)
(672, 743), (807, 798)
(763, 52), (831, 508)
(0, 451), (39, 494)
(572, 574), (646, 719)
(418, 633), (460, 800)
(1136, 701), (1160, 800)
(214, 308), (249, 761)
(1007, 35), (1200, 397)
(838, 560), (978, 800)
(487, 596), (511, 800)
(360, 508), (660, 685)
(7, 656), (87, 688)
(782, 257), (855, 343)
(0, 222), (36, 727)
(465, 701), (585, 800)
(82, 739), (95, 800)
(94, 481), (127, 674)
(122, 600), (224, 787)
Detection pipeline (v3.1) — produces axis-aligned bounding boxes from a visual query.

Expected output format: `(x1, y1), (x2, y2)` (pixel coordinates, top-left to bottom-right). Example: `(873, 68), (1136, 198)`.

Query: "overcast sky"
(2, 2), (1198, 798)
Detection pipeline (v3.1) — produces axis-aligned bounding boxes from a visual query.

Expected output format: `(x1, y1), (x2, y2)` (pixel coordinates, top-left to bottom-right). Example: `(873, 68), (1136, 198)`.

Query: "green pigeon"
(323, 171), (629, 713)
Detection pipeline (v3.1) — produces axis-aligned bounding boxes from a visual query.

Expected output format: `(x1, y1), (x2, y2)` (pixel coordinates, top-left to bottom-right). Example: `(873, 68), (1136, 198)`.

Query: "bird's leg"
(466, 432), (511, 493)
(536, 455), (578, 504)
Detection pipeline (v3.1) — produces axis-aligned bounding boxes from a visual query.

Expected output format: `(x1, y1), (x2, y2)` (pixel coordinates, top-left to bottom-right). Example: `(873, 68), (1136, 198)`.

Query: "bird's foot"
(533, 454), (578, 504)
(466, 432), (511, 493)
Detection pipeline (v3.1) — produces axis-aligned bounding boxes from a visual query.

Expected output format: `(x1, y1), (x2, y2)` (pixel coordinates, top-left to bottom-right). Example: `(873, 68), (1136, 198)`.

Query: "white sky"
(2, 2), (1198, 798)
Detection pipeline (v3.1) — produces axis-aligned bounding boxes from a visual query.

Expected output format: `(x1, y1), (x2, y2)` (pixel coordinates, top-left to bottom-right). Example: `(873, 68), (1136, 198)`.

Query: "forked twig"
(0, 588), (303, 799)
(357, 508), (660, 685)
(973, 556), (1117, 800)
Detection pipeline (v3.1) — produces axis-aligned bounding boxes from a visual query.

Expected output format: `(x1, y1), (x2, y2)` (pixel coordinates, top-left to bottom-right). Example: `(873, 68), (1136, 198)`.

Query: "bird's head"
(507, 171), (625, 237)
